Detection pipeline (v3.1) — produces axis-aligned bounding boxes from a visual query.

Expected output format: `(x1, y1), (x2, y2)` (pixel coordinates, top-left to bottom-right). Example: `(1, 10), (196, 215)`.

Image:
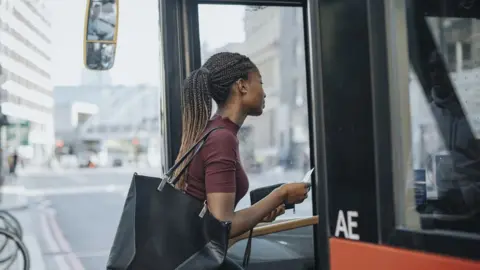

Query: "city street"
(19, 166), (312, 270)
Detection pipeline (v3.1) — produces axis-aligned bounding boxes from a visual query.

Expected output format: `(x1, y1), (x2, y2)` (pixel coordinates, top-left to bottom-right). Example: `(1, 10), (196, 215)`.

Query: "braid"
(175, 52), (257, 189)
(204, 52), (257, 104)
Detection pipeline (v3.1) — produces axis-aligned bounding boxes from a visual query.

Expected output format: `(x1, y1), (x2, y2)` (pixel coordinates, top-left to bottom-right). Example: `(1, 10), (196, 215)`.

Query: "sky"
(47, 0), (245, 86)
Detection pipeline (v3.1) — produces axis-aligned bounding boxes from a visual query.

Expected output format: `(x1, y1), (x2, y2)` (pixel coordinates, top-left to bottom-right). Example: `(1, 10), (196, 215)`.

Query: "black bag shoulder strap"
(165, 126), (223, 185)
(242, 229), (253, 268)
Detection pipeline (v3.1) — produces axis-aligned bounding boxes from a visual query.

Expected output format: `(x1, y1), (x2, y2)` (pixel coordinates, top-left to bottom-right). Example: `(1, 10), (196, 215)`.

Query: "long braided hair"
(174, 52), (257, 189)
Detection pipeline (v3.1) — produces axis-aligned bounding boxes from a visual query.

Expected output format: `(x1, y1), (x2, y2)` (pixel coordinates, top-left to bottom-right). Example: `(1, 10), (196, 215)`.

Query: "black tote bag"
(106, 127), (234, 270)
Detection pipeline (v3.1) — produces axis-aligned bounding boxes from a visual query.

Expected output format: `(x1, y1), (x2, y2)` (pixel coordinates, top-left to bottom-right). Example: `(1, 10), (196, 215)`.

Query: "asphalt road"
(22, 167), (313, 270)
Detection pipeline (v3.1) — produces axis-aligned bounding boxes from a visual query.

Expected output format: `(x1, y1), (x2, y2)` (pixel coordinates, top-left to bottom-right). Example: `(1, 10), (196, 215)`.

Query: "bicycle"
(0, 211), (30, 269)
(0, 228), (29, 270)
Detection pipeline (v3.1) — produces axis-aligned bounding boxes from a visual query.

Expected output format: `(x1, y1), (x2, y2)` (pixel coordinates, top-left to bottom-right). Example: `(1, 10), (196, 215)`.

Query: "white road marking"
(44, 207), (85, 270)
(1, 185), (130, 196)
(38, 202), (70, 269)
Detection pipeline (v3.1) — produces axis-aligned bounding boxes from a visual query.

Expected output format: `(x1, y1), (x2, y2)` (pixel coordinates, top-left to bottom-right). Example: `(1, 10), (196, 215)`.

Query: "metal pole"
(0, 106), (2, 178)
(0, 65), (3, 178)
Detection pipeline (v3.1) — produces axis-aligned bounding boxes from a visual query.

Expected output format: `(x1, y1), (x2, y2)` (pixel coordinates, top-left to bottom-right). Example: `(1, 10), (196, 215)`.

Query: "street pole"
(0, 65), (11, 182)
(0, 105), (2, 178)
(0, 105), (9, 187)
(0, 65), (4, 179)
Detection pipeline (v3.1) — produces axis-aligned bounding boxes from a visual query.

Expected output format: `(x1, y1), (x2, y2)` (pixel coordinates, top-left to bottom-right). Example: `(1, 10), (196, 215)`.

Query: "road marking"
(38, 203), (70, 270)
(44, 208), (85, 270)
(1, 185), (130, 196)
(105, 184), (116, 192)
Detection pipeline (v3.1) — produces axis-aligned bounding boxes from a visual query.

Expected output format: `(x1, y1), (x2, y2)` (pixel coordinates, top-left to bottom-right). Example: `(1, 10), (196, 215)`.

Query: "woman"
(175, 52), (310, 269)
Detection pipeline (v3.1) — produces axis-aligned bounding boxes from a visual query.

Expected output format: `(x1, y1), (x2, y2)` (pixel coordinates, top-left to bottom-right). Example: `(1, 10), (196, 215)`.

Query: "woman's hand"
(278, 182), (310, 205)
(262, 204), (286, 222)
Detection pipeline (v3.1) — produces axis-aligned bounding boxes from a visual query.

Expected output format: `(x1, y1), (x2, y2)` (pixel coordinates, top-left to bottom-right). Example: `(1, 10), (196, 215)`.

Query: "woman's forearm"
(229, 187), (286, 238)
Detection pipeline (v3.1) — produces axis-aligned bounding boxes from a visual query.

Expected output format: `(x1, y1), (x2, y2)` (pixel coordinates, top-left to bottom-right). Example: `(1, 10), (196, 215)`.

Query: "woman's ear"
(236, 79), (248, 95)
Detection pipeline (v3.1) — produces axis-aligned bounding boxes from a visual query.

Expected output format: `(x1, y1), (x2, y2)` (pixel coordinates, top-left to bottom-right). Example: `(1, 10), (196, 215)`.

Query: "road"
(21, 167), (313, 270)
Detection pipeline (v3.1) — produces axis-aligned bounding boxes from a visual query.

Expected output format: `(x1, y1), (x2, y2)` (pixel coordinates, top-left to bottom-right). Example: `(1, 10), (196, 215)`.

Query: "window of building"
(13, 8), (51, 44)
(0, 43), (50, 78)
(0, 19), (51, 60)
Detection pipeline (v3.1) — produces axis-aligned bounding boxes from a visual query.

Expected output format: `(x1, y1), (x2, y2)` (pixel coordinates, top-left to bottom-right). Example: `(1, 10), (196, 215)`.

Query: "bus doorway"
(158, 0), (480, 269)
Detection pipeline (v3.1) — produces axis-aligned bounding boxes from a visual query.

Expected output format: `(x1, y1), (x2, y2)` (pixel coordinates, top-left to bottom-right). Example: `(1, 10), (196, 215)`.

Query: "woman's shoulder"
(205, 128), (238, 145)
(199, 128), (239, 161)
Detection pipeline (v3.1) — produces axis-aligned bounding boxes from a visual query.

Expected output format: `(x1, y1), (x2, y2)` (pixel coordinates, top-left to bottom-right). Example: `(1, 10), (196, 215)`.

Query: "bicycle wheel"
(0, 211), (23, 264)
(0, 211), (23, 239)
(0, 228), (30, 270)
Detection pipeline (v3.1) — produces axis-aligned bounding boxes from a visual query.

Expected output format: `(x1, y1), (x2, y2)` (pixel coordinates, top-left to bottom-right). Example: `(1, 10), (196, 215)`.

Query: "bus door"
(158, 0), (480, 270)
(158, 0), (322, 269)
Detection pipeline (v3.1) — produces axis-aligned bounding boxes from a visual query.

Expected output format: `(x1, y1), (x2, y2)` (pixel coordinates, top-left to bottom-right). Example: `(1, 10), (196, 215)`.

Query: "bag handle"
(159, 127), (223, 189)
(242, 229), (253, 268)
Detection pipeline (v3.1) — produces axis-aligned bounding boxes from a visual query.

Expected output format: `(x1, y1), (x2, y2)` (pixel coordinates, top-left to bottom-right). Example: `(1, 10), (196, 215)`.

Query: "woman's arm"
(202, 130), (291, 237)
(207, 188), (286, 238)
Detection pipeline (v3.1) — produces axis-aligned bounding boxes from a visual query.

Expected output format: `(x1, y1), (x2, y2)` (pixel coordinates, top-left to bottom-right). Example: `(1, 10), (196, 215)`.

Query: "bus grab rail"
(229, 215), (319, 248)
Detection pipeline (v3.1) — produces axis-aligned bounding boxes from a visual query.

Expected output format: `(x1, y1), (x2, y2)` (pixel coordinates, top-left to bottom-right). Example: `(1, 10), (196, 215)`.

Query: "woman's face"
(241, 71), (265, 116)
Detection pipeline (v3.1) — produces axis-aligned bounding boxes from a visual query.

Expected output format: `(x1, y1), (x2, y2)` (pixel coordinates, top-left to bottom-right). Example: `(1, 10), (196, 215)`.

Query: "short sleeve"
(202, 130), (238, 194)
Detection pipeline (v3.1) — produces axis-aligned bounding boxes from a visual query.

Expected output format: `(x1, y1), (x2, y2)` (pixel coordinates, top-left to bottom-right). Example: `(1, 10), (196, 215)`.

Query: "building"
(54, 82), (162, 167)
(205, 6), (308, 170)
(0, 0), (54, 164)
(53, 84), (99, 149)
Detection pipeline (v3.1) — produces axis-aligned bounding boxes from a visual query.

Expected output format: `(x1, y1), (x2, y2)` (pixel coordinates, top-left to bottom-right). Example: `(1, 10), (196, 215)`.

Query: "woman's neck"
(215, 107), (247, 127)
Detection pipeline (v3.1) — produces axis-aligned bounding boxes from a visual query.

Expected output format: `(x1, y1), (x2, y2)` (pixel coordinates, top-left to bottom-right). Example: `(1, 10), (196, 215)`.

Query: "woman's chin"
(248, 108), (263, 117)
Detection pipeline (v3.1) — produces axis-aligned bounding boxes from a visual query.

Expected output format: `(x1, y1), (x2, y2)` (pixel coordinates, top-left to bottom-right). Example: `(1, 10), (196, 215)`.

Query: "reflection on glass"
(405, 12), (480, 234)
(86, 0), (117, 42)
(198, 5), (311, 219)
(85, 42), (116, 70)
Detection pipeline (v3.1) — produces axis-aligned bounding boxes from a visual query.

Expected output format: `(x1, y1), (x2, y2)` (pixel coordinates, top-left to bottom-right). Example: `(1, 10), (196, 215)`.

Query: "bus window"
(398, 6), (480, 236)
(199, 5), (312, 218)
(197, 4), (315, 269)
(198, 5), (313, 219)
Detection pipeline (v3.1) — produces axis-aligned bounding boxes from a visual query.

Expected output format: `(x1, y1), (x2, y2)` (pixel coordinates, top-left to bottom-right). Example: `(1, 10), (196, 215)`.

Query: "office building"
(0, 0), (54, 163)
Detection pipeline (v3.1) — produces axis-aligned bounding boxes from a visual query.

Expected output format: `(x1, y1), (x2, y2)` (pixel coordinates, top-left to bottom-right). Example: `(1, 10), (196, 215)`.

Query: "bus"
(86, 0), (480, 269)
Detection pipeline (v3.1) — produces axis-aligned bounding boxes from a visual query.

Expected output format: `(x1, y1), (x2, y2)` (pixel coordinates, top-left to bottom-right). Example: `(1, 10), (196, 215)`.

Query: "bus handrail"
(229, 215), (319, 248)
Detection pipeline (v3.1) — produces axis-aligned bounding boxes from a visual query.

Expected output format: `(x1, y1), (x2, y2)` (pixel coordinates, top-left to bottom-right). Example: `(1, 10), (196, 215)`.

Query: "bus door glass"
(197, 4), (315, 269)
(388, 0), (480, 261)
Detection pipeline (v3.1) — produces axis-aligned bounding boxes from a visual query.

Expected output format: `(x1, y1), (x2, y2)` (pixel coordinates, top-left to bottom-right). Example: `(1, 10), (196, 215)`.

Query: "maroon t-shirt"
(184, 115), (249, 206)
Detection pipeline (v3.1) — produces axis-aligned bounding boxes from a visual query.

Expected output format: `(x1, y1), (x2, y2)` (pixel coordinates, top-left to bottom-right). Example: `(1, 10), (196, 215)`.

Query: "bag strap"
(166, 127), (223, 185)
(242, 229), (253, 268)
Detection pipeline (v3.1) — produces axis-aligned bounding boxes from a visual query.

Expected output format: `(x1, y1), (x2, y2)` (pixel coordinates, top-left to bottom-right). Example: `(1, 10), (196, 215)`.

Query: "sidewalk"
(0, 175), (46, 270)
